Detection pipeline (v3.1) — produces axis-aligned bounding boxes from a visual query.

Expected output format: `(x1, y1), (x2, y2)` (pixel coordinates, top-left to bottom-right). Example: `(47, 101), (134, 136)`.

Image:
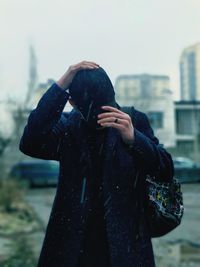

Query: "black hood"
(69, 67), (117, 130)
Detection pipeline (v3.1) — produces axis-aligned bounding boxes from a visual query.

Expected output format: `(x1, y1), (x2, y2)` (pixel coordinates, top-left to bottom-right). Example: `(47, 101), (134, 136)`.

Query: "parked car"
(173, 157), (198, 169)
(11, 156), (200, 186)
(10, 159), (59, 187)
(172, 157), (200, 183)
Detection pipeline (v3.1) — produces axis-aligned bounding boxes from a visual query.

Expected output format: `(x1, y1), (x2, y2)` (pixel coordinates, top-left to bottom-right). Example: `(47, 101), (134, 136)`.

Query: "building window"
(141, 78), (150, 98)
(147, 112), (164, 129)
(177, 141), (194, 151)
(124, 87), (129, 98)
(176, 110), (194, 135)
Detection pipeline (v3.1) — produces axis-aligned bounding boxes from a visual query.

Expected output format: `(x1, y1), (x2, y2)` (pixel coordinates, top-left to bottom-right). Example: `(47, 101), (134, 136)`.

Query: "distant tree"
(0, 103), (14, 156)
(24, 44), (38, 108)
(0, 43), (38, 158)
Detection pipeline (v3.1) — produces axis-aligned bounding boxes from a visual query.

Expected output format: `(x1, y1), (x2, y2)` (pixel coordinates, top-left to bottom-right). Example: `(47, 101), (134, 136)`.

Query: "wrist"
(56, 76), (71, 90)
(123, 129), (135, 144)
(55, 81), (70, 99)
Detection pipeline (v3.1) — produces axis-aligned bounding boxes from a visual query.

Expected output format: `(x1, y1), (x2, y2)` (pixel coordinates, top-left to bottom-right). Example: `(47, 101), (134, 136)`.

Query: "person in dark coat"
(19, 61), (174, 267)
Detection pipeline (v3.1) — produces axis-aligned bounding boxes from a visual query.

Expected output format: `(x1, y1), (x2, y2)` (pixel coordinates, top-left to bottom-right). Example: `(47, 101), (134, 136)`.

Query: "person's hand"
(97, 106), (135, 144)
(56, 61), (100, 90)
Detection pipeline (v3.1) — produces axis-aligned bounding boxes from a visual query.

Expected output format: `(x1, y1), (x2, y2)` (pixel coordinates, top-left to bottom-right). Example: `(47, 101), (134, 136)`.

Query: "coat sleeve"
(122, 111), (174, 182)
(19, 83), (71, 161)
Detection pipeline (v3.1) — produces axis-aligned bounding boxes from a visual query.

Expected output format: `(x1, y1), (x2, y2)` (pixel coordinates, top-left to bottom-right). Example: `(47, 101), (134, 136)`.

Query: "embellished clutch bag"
(145, 175), (184, 237)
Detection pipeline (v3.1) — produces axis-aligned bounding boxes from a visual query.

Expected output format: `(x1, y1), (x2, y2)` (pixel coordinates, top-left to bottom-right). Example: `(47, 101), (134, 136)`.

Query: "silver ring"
(114, 118), (118, 123)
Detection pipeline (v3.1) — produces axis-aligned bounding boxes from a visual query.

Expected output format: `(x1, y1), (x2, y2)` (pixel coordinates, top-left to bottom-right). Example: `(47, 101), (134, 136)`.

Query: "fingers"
(99, 121), (125, 131)
(101, 106), (126, 115)
(76, 61), (100, 71)
(68, 61), (100, 75)
(97, 107), (132, 130)
(98, 117), (129, 125)
(79, 60), (99, 66)
(98, 105), (134, 142)
(81, 60), (99, 67)
(98, 112), (127, 121)
(98, 111), (127, 118)
(98, 110), (130, 121)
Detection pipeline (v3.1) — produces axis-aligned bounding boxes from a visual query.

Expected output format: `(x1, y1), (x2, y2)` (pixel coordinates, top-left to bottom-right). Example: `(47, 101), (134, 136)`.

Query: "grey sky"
(0, 0), (200, 102)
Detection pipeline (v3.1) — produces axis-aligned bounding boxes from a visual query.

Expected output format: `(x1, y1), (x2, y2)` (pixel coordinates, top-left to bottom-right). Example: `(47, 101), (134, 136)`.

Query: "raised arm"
(19, 83), (70, 160)
(19, 61), (100, 161)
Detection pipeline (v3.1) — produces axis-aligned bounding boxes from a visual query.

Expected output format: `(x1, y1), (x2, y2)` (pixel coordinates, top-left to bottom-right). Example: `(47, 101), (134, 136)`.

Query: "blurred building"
(115, 74), (176, 148)
(115, 74), (171, 104)
(174, 100), (200, 163)
(30, 79), (72, 112)
(180, 43), (200, 101)
(30, 79), (55, 107)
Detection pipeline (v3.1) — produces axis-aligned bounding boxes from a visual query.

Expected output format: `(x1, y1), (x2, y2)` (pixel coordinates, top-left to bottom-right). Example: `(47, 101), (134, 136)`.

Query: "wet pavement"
(25, 183), (200, 267)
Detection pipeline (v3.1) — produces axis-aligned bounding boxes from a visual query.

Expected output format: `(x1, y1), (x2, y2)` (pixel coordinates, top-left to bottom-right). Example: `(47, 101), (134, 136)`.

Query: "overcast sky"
(1, 0), (200, 102)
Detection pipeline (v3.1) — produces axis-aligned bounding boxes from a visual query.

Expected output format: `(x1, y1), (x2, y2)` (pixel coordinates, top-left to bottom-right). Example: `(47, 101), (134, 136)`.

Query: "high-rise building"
(180, 43), (200, 101)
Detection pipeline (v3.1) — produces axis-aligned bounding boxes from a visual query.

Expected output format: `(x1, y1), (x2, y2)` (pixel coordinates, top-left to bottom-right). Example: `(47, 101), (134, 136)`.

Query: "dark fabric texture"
(77, 128), (111, 267)
(19, 83), (175, 267)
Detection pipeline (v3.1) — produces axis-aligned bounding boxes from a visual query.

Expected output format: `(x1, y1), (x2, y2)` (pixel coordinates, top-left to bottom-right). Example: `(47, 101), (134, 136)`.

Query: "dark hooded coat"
(19, 83), (174, 267)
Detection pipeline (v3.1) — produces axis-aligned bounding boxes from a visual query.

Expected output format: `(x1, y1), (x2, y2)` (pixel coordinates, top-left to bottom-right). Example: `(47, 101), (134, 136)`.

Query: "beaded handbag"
(145, 174), (184, 237)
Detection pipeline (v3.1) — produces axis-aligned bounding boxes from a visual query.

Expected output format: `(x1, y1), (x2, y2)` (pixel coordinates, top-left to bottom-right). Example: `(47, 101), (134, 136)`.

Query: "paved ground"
(25, 183), (200, 267)
(158, 184), (200, 244)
